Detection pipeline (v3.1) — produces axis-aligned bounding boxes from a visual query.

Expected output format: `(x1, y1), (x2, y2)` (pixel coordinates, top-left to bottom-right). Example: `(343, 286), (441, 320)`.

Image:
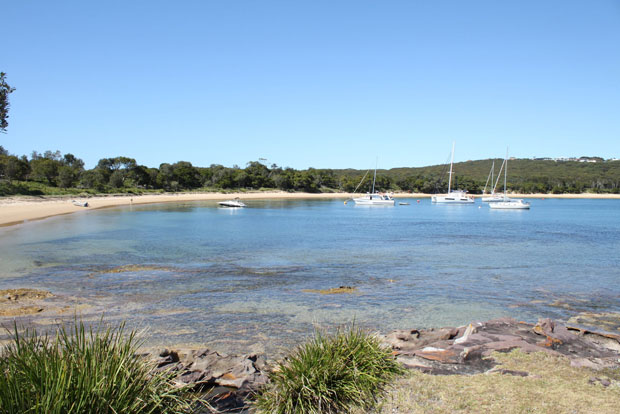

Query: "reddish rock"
(385, 317), (620, 375)
(151, 347), (268, 412)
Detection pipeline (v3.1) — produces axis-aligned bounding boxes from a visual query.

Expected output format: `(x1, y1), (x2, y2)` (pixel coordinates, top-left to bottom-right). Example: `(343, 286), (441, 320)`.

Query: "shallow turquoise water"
(1, 198), (619, 355)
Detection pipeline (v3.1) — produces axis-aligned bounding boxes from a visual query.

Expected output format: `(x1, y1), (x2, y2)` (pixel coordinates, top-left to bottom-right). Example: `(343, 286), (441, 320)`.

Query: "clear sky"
(2, 0), (619, 169)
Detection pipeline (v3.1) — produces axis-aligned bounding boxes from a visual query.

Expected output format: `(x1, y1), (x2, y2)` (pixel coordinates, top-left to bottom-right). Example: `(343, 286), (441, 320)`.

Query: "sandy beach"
(0, 192), (353, 227)
(1, 191), (619, 227)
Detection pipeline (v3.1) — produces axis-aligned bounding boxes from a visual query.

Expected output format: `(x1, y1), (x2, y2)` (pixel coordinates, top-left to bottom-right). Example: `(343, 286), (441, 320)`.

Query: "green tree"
(293, 170), (318, 192)
(78, 170), (106, 191)
(30, 158), (60, 184)
(245, 161), (273, 189)
(0, 155), (30, 181)
(62, 153), (85, 171)
(172, 161), (201, 188)
(273, 168), (295, 190)
(128, 165), (152, 188)
(58, 166), (77, 188)
(96, 156), (137, 184)
(109, 170), (125, 188)
(209, 164), (235, 188)
(0, 72), (16, 133)
(156, 163), (174, 189)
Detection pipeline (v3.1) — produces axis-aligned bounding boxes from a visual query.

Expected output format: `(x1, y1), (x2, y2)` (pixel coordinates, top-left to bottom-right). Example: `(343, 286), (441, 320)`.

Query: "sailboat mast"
(493, 158), (505, 194)
(483, 160), (495, 195)
(448, 141), (455, 192)
(372, 157), (377, 194)
(504, 147), (509, 198)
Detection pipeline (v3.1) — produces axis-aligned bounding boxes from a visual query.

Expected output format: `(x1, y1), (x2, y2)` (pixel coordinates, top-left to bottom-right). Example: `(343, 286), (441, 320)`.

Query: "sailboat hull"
(353, 194), (395, 205)
(432, 143), (475, 205)
(481, 195), (505, 202)
(489, 200), (530, 209)
(432, 191), (475, 204)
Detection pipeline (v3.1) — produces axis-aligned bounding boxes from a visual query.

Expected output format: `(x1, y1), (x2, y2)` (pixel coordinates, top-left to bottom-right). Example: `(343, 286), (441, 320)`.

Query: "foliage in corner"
(0, 72), (15, 133)
(0, 320), (193, 414)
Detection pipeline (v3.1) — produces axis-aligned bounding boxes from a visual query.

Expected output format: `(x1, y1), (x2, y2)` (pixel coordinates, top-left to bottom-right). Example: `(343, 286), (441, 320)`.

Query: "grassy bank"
(373, 349), (620, 414)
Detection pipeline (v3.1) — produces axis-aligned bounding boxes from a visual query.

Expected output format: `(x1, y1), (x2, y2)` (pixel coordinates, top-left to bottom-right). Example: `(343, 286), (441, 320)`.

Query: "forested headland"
(0, 146), (618, 196)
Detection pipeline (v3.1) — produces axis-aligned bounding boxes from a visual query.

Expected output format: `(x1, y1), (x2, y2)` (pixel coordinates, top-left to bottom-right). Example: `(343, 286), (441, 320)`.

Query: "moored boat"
(488, 148), (530, 210)
(481, 160), (505, 202)
(350, 159), (395, 206)
(353, 192), (395, 205)
(431, 142), (475, 204)
(218, 198), (246, 208)
(489, 198), (530, 209)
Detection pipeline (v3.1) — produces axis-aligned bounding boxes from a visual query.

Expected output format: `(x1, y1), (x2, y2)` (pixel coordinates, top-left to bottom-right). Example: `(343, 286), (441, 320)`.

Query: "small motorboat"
(218, 198), (246, 208)
(399, 202), (410, 205)
(72, 200), (89, 207)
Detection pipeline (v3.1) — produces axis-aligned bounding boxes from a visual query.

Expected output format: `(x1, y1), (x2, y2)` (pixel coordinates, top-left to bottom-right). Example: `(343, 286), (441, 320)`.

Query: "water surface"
(1, 198), (619, 355)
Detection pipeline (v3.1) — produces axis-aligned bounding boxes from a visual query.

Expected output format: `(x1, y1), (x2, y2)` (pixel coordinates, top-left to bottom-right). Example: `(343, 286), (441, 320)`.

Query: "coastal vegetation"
(255, 326), (403, 414)
(1, 146), (618, 196)
(0, 320), (193, 414)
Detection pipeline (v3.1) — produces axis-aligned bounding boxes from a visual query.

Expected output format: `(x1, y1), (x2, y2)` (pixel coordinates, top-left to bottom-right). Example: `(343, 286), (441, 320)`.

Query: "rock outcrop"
(384, 317), (620, 375)
(151, 348), (268, 412)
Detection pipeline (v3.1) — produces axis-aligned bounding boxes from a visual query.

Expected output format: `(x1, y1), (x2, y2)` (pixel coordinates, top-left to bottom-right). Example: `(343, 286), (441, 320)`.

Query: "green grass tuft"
(0, 320), (193, 414)
(255, 325), (403, 414)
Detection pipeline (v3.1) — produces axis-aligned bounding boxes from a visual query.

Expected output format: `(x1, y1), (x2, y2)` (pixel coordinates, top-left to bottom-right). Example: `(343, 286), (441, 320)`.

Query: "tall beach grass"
(255, 325), (403, 414)
(0, 321), (192, 414)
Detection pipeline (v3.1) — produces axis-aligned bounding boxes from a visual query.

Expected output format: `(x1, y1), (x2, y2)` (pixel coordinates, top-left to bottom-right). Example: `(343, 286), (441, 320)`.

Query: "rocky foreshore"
(149, 317), (620, 412)
(150, 348), (268, 412)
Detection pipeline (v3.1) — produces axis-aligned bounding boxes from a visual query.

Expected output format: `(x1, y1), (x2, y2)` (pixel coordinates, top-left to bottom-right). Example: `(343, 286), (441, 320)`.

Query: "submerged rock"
(0, 305), (44, 317)
(0, 288), (53, 302)
(568, 311), (620, 333)
(87, 264), (175, 277)
(302, 286), (358, 295)
(0, 289), (53, 317)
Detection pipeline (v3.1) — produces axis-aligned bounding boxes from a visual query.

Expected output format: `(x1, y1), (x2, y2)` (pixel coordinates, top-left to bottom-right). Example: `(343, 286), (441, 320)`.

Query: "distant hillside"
(381, 158), (620, 194)
(329, 158), (620, 194)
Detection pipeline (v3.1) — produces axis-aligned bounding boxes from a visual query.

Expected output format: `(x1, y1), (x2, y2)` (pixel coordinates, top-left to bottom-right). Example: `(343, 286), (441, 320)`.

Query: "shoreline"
(1, 191), (619, 227)
(3, 287), (619, 412)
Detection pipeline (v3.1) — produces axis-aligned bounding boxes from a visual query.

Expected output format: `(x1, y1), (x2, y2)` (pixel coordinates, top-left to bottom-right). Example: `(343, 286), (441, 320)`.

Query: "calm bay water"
(1, 198), (619, 355)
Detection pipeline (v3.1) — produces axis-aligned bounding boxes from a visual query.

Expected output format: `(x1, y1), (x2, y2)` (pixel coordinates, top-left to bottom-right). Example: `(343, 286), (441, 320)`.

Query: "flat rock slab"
(384, 317), (620, 375)
(152, 348), (268, 412)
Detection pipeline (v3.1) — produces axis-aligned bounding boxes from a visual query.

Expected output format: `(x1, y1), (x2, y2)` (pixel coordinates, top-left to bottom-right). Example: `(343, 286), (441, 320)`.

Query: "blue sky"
(2, 0), (619, 169)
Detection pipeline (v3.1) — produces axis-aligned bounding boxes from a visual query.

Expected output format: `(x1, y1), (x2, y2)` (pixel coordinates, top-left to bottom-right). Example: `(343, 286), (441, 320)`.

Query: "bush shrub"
(255, 326), (403, 414)
(0, 321), (192, 414)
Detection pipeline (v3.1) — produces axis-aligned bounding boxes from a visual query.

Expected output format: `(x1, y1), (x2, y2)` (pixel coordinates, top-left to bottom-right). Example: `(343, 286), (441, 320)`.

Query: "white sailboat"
(489, 149), (530, 210)
(431, 142), (475, 204)
(351, 160), (395, 206)
(481, 159), (506, 202)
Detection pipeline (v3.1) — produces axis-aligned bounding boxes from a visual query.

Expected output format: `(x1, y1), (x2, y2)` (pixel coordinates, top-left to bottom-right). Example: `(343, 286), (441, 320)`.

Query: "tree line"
(1, 146), (619, 196)
(0, 147), (354, 194)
